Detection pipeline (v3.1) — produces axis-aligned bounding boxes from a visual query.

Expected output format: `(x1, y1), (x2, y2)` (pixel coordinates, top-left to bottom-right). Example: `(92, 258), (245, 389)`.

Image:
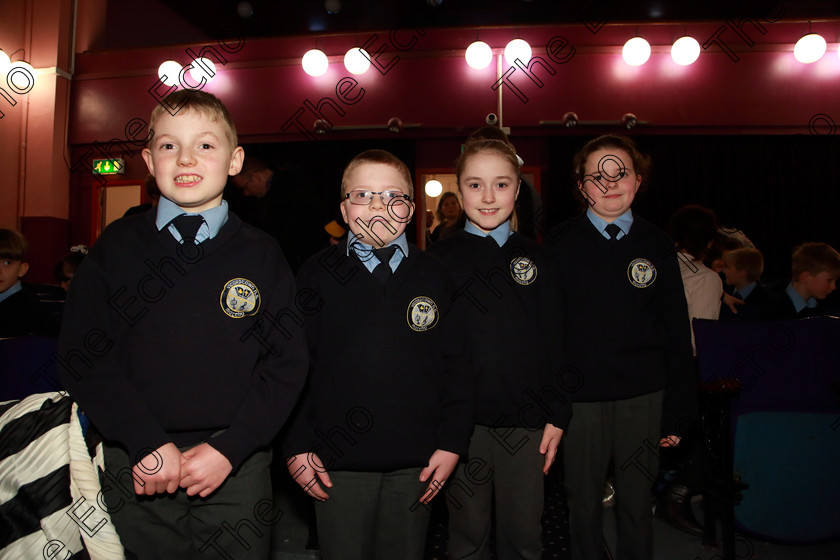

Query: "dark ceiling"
(101, 0), (840, 50)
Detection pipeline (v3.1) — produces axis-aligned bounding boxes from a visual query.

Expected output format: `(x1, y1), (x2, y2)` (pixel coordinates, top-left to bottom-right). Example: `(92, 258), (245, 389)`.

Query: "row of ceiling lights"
(152, 30), (836, 84)
(298, 31), (836, 76)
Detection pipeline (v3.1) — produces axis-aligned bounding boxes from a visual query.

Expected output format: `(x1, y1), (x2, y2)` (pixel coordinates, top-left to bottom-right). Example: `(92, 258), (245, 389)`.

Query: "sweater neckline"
(149, 209), (242, 258)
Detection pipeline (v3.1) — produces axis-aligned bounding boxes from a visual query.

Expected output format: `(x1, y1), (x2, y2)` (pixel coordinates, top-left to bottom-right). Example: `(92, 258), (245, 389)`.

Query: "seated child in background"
(285, 149), (472, 560)
(761, 242), (840, 320)
(59, 89), (309, 559)
(720, 248), (769, 319)
(53, 245), (87, 291)
(0, 228), (56, 337)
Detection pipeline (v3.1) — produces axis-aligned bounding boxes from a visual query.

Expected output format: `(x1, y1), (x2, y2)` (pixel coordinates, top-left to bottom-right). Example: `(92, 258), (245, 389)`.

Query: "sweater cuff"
(209, 428), (254, 472)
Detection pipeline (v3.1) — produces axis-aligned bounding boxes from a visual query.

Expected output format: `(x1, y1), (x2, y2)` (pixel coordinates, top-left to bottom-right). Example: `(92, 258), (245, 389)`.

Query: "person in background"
(429, 191), (464, 243)
(232, 157), (323, 272)
(719, 248), (770, 319)
(0, 228), (57, 338)
(669, 204), (723, 352)
(324, 219), (346, 246)
(53, 245), (87, 292)
(123, 174), (161, 216)
(761, 242), (840, 320)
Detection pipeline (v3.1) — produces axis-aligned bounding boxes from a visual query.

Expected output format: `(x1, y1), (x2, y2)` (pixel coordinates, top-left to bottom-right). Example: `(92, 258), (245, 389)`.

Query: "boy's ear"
(228, 146), (245, 176)
(634, 174), (642, 191)
(17, 262), (29, 278)
(141, 148), (155, 175)
(339, 200), (349, 224)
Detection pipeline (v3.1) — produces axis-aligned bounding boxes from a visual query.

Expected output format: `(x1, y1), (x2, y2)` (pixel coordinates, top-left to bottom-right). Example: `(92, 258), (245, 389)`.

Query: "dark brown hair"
(435, 191), (462, 224)
(0, 228), (27, 260)
(792, 242), (840, 278)
(572, 134), (651, 189)
(669, 204), (719, 259)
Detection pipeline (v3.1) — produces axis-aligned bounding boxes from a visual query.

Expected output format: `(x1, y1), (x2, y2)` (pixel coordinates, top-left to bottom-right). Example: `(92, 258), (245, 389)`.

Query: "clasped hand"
(131, 442), (232, 498)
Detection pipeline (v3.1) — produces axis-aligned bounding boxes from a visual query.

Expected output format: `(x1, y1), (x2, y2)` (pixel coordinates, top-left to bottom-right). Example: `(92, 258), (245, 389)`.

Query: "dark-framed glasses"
(345, 190), (413, 205)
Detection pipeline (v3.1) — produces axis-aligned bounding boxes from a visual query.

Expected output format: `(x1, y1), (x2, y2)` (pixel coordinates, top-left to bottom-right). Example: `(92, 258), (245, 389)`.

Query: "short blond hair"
(724, 248), (764, 283)
(341, 150), (414, 198)
(149, 90), (238, 149)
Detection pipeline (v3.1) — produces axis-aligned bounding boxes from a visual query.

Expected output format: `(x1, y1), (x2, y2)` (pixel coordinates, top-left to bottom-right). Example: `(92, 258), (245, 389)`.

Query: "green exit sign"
(92, 158), (125, 175)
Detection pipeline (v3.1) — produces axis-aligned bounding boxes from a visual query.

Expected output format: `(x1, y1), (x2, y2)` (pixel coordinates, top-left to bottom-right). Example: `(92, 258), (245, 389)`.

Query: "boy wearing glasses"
(284, 149), (472, 560)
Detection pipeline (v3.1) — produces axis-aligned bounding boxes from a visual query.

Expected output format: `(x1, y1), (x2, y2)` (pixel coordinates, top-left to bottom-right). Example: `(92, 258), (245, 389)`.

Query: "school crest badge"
(407, 296), (438, 332)
(220, 278), (261, 318)
(627, 258), (656, 288)
(510, 257), (538, 285)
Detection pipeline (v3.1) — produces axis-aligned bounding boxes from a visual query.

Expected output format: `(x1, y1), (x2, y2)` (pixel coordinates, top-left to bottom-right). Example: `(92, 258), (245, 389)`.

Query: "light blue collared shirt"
(587, 208), (633, 240)
(735, 281), (757, 300)
(347, 232), (409, 273)
(0, 280), (22, 304)
(155, 197), (229, 243)
(785, 282), (817, 313)
(464, 219), (513, 247)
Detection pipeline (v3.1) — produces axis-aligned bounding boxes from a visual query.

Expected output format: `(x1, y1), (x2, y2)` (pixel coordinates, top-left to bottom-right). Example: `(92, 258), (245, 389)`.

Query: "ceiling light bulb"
(425, 180), (443, 198)
(188, 58), (216, 85)
(671, 36), (700, 66)
(465, 41), (493, 69)
(504, 39), (532, 66)
(622, 37), (651, 66)
(344, 47), (371, 75)
(302, 49), (329, 76)
(7, 61), (35, 92)
(158, 60), (183, 86)
(0, 50), (11, 74)
(794, 33), (826, 63)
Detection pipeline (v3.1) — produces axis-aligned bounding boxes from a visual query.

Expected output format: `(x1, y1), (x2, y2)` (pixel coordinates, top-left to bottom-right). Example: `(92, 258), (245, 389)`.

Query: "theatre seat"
(0, 335), (62, 402)
(693, 316), (840, 545)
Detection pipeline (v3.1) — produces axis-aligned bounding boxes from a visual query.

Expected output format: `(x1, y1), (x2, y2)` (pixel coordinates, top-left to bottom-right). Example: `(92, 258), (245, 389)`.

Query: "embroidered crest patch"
(627, 258), (656, 288)
(220, 278), (261, 318)
(510, 257), (538, 286)
(407, 296), (438, 332)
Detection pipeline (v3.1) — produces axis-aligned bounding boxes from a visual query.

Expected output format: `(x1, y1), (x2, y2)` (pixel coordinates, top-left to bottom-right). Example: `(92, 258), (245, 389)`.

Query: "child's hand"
(287, 453), (332, 501)
(723, 292), (744, 314)
(179, 443), (233, 498)
(418, 449), (459, 504)
(132, 442), (183, 495)
(539, 423), (565, 474)
(659, 435), (681, 447)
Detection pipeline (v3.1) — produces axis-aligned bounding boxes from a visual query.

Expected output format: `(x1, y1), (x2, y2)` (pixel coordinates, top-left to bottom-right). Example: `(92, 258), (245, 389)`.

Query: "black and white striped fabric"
(0, 392), (124, 559)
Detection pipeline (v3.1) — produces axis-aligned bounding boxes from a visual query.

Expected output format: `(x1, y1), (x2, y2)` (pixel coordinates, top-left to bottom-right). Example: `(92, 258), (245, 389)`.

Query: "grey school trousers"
(313, 467), (431, 560)
(101, 443), (274, 560)
(447, 425), (545, 560)
(563, 390), (664, 560)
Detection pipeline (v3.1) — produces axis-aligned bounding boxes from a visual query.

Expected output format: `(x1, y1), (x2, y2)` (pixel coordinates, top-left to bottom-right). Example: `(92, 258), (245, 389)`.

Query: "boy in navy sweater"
(761, 242), (840, 319)
(59, 90), (308, 559)
(284, 150), (472, 560)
